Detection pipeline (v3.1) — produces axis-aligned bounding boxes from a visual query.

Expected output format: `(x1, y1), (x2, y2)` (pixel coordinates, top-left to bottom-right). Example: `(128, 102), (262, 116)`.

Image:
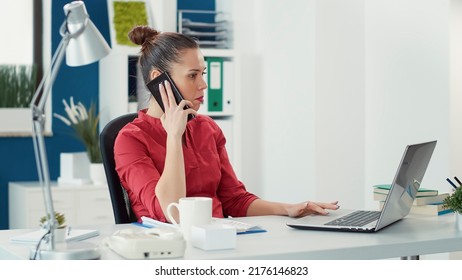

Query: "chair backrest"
(100, 113), (138, 224)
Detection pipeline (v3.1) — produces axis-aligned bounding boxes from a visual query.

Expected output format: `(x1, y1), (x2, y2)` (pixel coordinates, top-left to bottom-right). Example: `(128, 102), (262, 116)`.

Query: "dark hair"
(128, 26), (199, 83)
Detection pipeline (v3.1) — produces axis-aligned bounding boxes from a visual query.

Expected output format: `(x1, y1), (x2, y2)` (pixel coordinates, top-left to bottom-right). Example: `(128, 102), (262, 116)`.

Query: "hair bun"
(128, 25), (160, 46)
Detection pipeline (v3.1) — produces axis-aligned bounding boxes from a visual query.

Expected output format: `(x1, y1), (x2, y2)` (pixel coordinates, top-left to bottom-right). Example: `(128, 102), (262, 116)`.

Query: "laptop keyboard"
(325, 210), (380, 227)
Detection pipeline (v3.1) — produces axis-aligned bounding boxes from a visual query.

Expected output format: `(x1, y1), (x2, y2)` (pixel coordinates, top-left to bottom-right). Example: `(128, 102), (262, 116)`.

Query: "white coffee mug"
(166, 197), (212, 240)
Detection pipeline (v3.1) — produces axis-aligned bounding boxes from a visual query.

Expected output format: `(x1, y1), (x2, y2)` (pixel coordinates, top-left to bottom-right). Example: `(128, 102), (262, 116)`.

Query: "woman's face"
(169, 48), (207, 111)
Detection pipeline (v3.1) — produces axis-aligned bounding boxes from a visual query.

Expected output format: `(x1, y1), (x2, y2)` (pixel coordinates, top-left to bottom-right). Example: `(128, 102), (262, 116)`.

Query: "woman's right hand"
(159, 80), (196, 137)
(286, 201), (340, 217)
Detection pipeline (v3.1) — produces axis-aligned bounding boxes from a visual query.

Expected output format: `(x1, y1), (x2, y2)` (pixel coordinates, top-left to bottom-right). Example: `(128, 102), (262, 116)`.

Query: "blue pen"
(446, 178), (458, 190)
(454, 176), (462, 187)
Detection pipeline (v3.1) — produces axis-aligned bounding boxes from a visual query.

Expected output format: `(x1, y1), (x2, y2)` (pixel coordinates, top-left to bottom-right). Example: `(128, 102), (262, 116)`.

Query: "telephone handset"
(145, 72), (195, 121)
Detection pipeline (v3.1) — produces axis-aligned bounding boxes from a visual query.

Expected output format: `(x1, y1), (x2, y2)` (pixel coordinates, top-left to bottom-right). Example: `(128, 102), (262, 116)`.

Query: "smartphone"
(145, 72), (194, 121)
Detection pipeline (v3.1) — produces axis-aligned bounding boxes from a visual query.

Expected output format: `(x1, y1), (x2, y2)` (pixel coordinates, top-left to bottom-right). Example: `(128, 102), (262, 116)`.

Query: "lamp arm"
(27, 1), (107, 259)
(30, 24), (70, 250)
(31, 21), (70, 112)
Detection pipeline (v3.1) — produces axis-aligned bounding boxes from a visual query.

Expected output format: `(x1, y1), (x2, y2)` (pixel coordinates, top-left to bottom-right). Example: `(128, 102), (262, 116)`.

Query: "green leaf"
(0, 64), (37, 108)
(62, 101), (102, 163)
(443, 187), (462, 214)
(40, 211), (66, 228)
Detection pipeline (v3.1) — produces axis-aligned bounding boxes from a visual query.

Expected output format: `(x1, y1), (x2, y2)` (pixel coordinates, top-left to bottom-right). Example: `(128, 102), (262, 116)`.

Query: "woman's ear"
(150, 70), (162, 81)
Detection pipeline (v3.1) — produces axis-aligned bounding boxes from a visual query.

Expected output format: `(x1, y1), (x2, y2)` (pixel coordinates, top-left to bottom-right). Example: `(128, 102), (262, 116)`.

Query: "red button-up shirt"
(114, 110), (258, 222)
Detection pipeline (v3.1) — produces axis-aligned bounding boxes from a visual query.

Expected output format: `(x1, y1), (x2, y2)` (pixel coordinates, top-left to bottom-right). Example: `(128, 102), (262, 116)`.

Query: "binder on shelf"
(198, 70), (209, 115)
(207, 57), (224, 112)
(222, 60), (234, 114)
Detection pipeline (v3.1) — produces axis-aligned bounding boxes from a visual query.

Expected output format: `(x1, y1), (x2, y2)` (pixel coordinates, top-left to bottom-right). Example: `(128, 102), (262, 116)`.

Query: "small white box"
(191, 224), (236, 251)
(57, 152), (90, 185)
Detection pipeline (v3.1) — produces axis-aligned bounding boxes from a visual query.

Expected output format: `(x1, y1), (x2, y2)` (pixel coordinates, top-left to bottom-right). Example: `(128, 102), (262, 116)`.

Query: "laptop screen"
(376, 140), (437, 231)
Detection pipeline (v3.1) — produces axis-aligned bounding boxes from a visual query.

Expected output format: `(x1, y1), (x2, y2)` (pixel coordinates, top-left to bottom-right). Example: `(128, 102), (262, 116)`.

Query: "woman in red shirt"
(114, 26), (339, 223)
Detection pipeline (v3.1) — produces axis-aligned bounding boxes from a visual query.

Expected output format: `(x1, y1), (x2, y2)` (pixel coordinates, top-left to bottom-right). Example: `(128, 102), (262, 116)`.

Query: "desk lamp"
(30, 1), (110, 259)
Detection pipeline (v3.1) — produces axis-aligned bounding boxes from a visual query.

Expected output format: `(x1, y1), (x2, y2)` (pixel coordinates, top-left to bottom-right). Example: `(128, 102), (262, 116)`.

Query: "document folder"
(207, 57), (224, 112)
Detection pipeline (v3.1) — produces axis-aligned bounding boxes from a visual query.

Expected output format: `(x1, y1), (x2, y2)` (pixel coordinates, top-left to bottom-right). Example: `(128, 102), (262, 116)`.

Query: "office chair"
(100, 112), (138, 224)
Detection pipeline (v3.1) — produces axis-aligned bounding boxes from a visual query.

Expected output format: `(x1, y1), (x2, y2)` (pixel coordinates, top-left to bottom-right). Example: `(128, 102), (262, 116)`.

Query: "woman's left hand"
(287, 201), (339, 218)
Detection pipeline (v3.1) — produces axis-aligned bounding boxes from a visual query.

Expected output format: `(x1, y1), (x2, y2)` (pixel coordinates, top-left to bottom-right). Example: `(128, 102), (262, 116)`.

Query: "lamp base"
(30, 241), (100, 260)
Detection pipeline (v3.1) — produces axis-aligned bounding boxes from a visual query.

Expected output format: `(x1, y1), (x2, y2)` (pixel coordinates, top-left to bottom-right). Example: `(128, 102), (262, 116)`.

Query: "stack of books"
(373, 184), (451, 216)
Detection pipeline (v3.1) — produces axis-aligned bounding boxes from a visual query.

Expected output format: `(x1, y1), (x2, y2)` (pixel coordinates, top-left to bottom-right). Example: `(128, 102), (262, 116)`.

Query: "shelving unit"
(178, 9), (231, 49)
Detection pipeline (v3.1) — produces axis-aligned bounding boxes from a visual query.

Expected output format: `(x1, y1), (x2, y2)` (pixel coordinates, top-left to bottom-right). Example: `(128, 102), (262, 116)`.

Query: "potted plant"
(443, 187), (462, 231)
(54, 97), (106, 185)
(0, 64), (37, 108)
(40, 211), (68, 242)
(0, 64), (38, 134)
(54, 97), (102, 163)
(40, 211), (66, 229)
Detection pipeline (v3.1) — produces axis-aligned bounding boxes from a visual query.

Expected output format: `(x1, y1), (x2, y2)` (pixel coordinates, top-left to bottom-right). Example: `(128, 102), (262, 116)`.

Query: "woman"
(114, 26), (339, 223)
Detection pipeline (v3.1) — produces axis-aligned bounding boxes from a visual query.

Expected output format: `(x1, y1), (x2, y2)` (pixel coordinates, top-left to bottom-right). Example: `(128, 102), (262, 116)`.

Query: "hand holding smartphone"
(146, 72), (195, 121)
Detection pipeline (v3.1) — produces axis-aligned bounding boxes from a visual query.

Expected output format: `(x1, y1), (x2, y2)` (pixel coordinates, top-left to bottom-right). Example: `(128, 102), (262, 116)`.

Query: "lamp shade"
(63, 1), (111, 66)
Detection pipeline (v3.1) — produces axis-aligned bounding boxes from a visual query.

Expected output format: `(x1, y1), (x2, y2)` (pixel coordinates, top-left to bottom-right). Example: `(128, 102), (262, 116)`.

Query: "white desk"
(1, 214), (462, 260)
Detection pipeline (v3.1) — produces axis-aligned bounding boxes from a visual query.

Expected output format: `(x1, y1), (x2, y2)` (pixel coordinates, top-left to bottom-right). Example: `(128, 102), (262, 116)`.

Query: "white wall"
(234, 0), (456, 209)
(258, 0), (317, 203)
(450, 0), (462, 177)
(0, 0), (33, 64)
(315, 0), (365, 208)
(364, 0), (452, 208)
(226, 1), (264, 196)
(232, 0), (317, 202)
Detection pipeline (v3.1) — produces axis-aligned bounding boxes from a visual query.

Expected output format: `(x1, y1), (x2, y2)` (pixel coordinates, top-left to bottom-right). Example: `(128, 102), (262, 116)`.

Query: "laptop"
(287, 140), (437, 233)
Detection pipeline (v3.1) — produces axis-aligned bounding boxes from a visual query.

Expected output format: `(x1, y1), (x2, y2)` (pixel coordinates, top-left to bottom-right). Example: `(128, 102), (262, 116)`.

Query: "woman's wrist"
(166, 133), (183, 145)
(247, 200), (298, 216)
(279, 203), (293, 216)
